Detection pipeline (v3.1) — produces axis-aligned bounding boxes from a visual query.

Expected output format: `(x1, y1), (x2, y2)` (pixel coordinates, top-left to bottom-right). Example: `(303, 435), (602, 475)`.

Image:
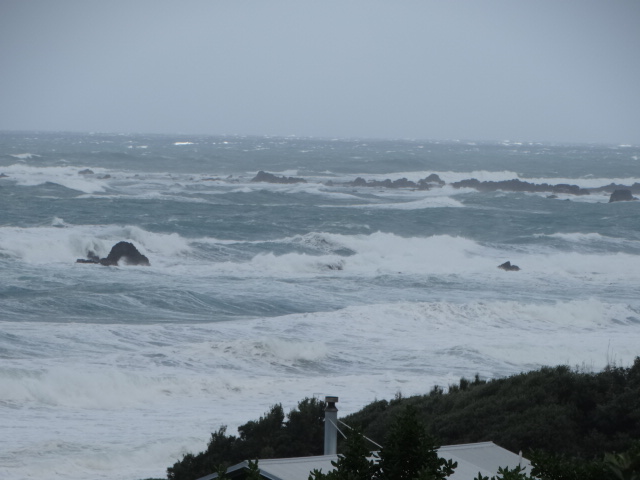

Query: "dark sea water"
(1, 132), (639, 479)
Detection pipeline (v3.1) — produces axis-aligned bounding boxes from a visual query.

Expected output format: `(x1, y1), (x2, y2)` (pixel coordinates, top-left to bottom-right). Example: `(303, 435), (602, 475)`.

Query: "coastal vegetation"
(167, 398), (325, 480)
(165, 358), (640, 480)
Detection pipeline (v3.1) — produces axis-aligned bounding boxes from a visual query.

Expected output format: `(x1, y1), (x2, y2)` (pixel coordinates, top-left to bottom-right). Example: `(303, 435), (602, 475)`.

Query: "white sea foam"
(9, 153), (41, 160)
(1, 297), (638, 479)
(533, 191), (611, 203)
(232, 180), (342, 198)
(1, 164), (109, 193)
(540, 232), (638, 248)
(129, 230), (640, 283)
(0, 366), (172, 408)
(0, 224), (190, 265)
(344, 195), (464, 209)
(216, 233), (519, 279)
(1, 299), (636, 409)
(3, 225), (639, 288)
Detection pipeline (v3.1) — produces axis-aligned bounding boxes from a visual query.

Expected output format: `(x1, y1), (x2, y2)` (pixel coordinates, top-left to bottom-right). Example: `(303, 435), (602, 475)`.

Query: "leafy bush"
(344, 358), (640, 459)
(167, 397), (324, 480)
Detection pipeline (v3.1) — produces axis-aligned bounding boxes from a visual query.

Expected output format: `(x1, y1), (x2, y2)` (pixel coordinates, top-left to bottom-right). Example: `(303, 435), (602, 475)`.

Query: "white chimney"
(324, 396), (339, 455)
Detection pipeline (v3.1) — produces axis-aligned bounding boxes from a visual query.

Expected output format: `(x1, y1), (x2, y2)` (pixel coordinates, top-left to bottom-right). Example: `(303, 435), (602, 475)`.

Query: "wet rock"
(324, 260), (345, 271)
(100, 241), (150, 266)
(76, 242), (150, 266)
(346, 174), (444, 190)
(251, 171), (306, 184)
(451, 178), (590, 196)
(418, 174), (445, 189)
(351, 177), (368, 187)
(609, 189), (637, 203)
(391, 178), (415, 188)
(498, 261), (520, 271)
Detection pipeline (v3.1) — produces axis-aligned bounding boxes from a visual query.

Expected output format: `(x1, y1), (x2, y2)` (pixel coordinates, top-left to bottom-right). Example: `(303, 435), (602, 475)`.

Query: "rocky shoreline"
(251, 171), (640, 202)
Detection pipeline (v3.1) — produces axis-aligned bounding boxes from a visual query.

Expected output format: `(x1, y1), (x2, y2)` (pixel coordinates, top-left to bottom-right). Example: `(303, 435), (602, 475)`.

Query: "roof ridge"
(259, 454), (339, 464)
(438, 441), (497, 450)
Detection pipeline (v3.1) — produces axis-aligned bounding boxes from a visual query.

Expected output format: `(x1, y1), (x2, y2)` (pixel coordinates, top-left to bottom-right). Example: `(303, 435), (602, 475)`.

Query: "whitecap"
(0, 224), (190, 265)
(1, 164), (109, 193)
(343, 196), (464, 210)
(9, 153), (41, 160)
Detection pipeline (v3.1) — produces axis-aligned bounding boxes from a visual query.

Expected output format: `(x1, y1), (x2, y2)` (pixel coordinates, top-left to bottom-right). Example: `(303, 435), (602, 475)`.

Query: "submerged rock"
(498, 261), (520, 271)
(609, 189), (637, 203)
(76, 258), (98, 264)
(324, 260), (345, 271)
(76, 250), (101, 264)
(76, 242), (150, 266)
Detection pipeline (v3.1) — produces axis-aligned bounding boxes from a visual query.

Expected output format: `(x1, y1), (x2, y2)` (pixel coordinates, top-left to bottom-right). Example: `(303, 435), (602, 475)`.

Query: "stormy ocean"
(1, 132), (639, 480)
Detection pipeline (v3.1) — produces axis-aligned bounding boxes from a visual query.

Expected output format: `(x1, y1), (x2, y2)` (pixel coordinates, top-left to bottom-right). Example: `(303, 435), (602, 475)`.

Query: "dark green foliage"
(213, 464), (229, 480)
(376, 406), (456, 480)
(310, 407), (455, 480)
(167, 397), (324, 480)
(237, 403), (285, 459)
(474, 465), (536, 480)
(344, 358), (640, 460)
(528, 450), (610, 480)
(245, 460), (261, 480)
(526, 441), (640, 480)
(603, 441), (640, 480)
(166, 359), (640, 479)
(278, 397), (326, 458)
(309, 428), (377, 480)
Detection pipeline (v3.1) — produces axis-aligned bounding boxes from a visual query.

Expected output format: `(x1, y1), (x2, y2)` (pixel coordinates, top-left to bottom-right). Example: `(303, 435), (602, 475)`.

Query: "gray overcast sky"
(1, 1), (639, 144)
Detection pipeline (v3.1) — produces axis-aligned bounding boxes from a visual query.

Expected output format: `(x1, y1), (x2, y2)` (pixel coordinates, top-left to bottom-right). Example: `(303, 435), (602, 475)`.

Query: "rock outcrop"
(451, 178), (590, 196)
(347, 174), (444, 190)
(498, 261), (520, 271)
(248, 171), (640, 200)
(422, 174), (445, 186)
(251, 171), (306, 184)
(609, 189), (637, 203)
(76, 241), (150, 266)
(588, 182), (640, 194)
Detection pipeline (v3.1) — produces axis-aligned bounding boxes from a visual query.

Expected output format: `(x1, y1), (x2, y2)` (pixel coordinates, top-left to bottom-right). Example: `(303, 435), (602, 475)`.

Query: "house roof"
(439, 442), (529, 479)
(196, 441), (531, 480)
